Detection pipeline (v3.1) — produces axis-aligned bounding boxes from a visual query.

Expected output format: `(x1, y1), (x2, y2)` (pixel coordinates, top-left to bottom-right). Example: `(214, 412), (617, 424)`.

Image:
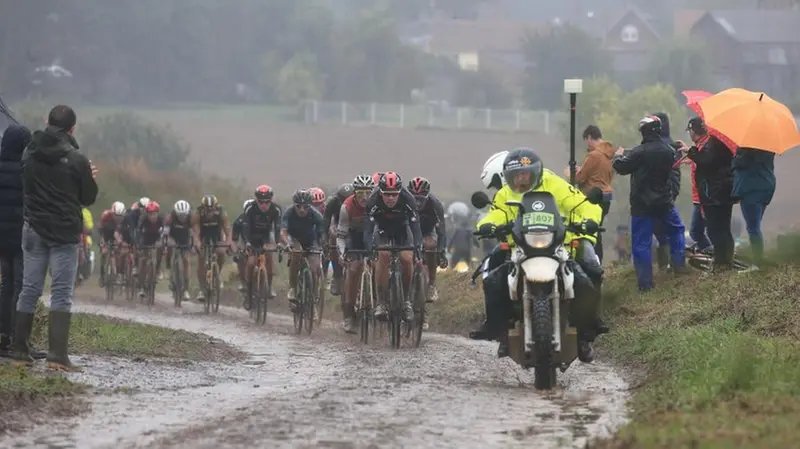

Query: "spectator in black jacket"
(651, 112), (683, 270)
(682, 118), (735, 270)
(0, 125), (31, 357)
(12, 105), (98, 371)
(612, 115), (686, 291)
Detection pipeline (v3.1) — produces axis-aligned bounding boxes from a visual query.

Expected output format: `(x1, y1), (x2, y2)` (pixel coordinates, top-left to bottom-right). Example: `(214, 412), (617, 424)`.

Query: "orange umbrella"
(696, 88), (800, 154)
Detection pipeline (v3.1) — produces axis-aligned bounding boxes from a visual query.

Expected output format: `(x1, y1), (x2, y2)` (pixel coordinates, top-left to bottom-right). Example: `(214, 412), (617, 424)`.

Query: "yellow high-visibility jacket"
(82, 208), (94, 247)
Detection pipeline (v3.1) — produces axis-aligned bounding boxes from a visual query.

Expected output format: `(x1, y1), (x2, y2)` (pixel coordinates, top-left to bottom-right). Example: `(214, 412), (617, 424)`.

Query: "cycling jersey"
(364, 187), (422, 250)
(243, 201), (281, 246)
(322, 195), (346, 234)
(312, 202), (326, 217)
(120, 208), (141, 244)
(418, 194), (447, 252)
(195, 205), (226, 242)
(164, 212), (192, 246)
(281, 206), (324, 249)
(137, 214), (165, 246)
(232, 213), (245, 242)
(99, 210), (122, 243)
(336, 195), (367, 254)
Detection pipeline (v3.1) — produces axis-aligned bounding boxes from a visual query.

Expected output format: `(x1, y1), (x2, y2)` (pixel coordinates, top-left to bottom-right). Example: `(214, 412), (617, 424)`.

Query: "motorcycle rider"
(469, 148), (604, 362)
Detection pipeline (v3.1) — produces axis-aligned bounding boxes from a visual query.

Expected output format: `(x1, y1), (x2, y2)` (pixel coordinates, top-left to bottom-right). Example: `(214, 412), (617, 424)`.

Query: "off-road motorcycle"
(470, 187), (604, 390)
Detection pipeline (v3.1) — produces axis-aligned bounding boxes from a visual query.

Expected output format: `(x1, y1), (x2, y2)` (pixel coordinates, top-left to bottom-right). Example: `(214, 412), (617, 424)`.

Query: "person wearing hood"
(651, 112), (683, 270)
(0, 124), (44, 359)
(612, 115), (686, 291)
(12, 105), (98, 371)
(731, 147), (775, 268)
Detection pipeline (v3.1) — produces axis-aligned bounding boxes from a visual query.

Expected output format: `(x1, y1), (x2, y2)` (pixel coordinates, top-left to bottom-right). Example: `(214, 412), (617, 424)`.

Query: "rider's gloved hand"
(581, 220), (600, 234)
(479, 223), (496, 235)
(438, 251), (448, 269)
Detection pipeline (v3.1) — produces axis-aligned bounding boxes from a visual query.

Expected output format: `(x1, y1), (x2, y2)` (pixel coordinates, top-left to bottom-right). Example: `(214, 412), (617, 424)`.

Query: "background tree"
(647, 39), (716, 94)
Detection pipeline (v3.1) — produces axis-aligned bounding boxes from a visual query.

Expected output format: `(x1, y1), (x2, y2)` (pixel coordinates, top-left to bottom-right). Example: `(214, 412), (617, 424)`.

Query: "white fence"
(303, 101), (560, 134)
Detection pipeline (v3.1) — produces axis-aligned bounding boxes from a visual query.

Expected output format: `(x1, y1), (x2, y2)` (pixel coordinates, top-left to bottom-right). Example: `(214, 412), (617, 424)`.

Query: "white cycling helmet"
(174, 200), (191, 216)
(480, 151), (508, 189)
(111, 201), (126, 216)
(243, 199), (255, 211)
(138, 197), (151, 208)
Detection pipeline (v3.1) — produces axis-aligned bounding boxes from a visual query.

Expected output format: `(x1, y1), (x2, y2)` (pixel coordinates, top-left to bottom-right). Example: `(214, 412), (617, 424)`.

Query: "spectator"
(651, 112), (683, 270)
(731, 147), (775, 268)
(682, 118), (712, 250)
(569, 125), (614, 263)
(682, 118), (735, 271)
(12, 105), (98, 371)
(0, 125), (39, 358)
(612, 115), (686, 291)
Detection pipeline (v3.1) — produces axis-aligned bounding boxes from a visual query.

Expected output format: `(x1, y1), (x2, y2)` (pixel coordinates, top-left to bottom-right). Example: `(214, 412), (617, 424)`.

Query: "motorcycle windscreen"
(512, 191), (567, 252)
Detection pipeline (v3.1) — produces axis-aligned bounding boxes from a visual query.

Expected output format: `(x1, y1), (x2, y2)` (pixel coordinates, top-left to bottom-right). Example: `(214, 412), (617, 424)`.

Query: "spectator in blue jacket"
(732, 147), (776, 266)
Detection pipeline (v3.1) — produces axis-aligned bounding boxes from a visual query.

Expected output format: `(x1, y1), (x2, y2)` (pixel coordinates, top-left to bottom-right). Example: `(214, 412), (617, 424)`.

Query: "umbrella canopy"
(696, 88), (800, 154)
(682, 90), (712, 116)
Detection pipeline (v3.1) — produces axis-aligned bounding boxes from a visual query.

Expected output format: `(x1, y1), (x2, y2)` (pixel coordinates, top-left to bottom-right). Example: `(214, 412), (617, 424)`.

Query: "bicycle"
(344, 250), (375, 344)
(201, 241), (228, 315)
(685, 243), (750, 272)
(122, 244), (137, 302)
(101, 241), (119, 302)
(247, 246), (281, 325)
(138, 245), (160, 306)
(169, 243), (192, 308)
(373, 244), (418, 349)
(289, 248), (323, 335)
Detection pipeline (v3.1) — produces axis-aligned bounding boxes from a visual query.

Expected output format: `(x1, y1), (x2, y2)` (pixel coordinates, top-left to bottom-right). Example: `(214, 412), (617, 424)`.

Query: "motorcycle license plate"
(522, 211), (555, 227)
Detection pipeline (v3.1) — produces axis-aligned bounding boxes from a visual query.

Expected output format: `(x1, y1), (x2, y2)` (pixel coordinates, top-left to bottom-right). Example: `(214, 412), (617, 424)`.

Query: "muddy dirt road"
(2, 294), (629, 449)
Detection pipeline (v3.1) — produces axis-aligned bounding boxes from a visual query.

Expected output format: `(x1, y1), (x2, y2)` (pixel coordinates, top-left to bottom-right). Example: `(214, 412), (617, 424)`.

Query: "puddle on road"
(1, 295), (629, 449)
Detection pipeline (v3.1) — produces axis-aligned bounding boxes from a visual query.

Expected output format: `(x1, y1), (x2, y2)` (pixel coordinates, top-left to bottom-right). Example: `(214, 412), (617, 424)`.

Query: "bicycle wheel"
(293, 268), (305, 334)
(257, 266), (268, 325)
(105, 254), (116, 302)
(172, 253), (184, 308)
(125, 255), (136, 302)
(388, 271), (403, 349)
(247, 264), (257, 317)
(211, 263), (221, 314)
(359, 268), (372, 344)
(147, 259), (157, 306)
(317, 266), (326, 325)
(304, 267), (315, 335)
(410, 266), (427, 348)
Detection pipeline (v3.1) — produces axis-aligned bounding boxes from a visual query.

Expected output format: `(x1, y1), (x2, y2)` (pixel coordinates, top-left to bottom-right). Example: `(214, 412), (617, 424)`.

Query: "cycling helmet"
(243, 199), (255, 211)
(503, 148), (544, 194)
(481, 151), (508, 190)
(138, 197), (151, 209)
(254, 184), (274, 201)
(145, 201), (160, 213)
(446, 201), (469, 219)
(638, 114), (662, 135)
(372, 172), (384, 185)
(201, 194), (218, 208)
(174, 200), (191, 216)
(379, 172), (401, 193)
(408, 177), (431, 197)
(310, 187), (326, 205)
(131, 202), (139, 211)
(336, 183), (354, 201)
(293, 189), (313, 205)
(353, 174), (374, 191)
(111, 201), (126, 216)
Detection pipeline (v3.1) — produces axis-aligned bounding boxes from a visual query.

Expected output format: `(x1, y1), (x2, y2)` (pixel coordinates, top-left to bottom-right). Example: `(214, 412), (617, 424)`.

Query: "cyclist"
(98, 201), (127, 287)
(280, 189), (325, 310)
(242, 185), (281, 299)
(191, 194), (233, 301)
(136, 201), (165, 298)
(471, 148), (604, 362)
(335, 174), (373, 333)
(163, 200), (193, 302)
(371, 172), (384, 187)
(232, 199), (254, 289)
(408, 177), (448, 304)
(310, 187), (326, 215)
(322, 182), (355, 296)
(122, 197), (151, 276)
(364, 172), (421, 322)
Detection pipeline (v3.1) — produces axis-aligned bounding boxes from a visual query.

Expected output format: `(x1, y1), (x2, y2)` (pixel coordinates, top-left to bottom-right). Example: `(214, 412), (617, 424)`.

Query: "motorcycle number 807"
(522, 211), (555, 227)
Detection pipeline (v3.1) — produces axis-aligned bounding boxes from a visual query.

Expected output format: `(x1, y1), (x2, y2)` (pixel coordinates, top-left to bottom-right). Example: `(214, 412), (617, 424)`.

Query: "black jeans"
(595, 200), (611, 263)
(703, 204), (734, 266)
(0, 249), (23, 342)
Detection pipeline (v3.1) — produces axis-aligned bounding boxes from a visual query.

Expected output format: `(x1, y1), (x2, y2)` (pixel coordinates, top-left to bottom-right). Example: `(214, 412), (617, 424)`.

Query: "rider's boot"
(402, 299), (414, 322)
(469, 320), (493, 341)
(269, 287), (277, 298)
(496, 333), (510, 358)
(426, 285), (439, 303)
(330, 274), (342, 296)
(286, 288), (299, 311)
(578, 339), (595, 363)
(374, 287), (389, 321)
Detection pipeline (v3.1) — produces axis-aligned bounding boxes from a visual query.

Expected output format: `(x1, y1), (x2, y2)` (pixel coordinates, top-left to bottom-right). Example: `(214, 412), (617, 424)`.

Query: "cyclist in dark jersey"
(191, 194), (232, 301)
(98, 201), (126, 287)
(163, 199), (193, 302)
(364, 172), (422, 321)
(408, 177), (448, 304)
(335, 174), (372, 333)
(121, 197), (151, 276)
(241, 185), (281, 297)
(232, 199), (253, 286)
(322, 182), (354, 296)
(280, 189), (325, 309)
(136, 201), (165, 298)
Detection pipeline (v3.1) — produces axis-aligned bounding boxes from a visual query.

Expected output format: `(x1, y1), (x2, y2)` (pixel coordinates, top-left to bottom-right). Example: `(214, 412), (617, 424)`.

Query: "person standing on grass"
(12, 105), (98, 371)
(0, 124), (46, 360)
(732, 147), (775, 269)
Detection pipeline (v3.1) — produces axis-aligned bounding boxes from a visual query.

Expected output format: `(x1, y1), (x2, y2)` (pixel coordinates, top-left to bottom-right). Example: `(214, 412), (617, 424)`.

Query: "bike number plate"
(522, 212), (555, 227)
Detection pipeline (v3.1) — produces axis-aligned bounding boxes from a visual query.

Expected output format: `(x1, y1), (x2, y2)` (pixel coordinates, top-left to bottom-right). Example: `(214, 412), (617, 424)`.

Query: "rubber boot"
(11, 311), (35, 366)
(46, 311), (81, 372)
(656, 244), (670, 270)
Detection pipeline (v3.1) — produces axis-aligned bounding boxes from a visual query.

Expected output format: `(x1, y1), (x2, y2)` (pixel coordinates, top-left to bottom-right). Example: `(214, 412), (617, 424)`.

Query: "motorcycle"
(470, 187), (604, 390)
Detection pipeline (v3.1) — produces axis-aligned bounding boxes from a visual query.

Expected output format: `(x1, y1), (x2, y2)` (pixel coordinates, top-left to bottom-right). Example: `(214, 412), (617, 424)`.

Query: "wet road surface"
(2, 293), (629, 449)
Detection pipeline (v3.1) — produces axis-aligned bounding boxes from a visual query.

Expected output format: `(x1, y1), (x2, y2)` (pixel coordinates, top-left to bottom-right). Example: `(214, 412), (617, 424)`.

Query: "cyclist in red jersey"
(98, 201), (127, 287)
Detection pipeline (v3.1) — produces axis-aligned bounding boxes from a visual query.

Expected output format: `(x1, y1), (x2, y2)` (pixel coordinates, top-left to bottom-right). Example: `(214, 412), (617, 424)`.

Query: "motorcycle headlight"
(524, 231), (554, 249)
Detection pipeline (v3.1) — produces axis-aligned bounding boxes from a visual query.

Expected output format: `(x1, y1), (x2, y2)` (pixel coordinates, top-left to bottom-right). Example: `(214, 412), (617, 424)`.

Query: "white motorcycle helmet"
(480, 151), (508, 190)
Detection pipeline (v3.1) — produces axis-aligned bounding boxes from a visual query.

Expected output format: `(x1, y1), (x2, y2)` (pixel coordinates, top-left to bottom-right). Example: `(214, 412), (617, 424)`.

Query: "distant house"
(602, 9), (662, 88)
(689, 10), (800, 100)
